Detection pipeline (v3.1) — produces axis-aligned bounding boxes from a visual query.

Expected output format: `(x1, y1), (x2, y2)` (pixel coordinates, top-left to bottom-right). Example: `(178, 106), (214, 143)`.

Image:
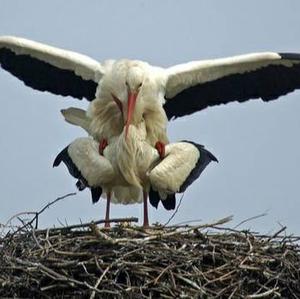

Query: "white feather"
(68, 138), (114, 187)
(149, 142), (199, 194)
(61, 108), (91, 134)
(165, 52), (292, 98)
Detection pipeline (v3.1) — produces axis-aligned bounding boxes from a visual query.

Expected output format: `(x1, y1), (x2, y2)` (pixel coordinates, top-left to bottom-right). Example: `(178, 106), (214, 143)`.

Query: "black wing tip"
(161, 194), (176, 210)
(202, 148), (218, 163)
(76, 180), (86, 191)
(53, 146), (69, 167)
(149, 188), (160, 209)
(91, 187), (102, 204)
(53, 145), (102, 205)
(279, 53), (300, 61)
(179, 141), (218, 193)
(181, 140), (219, 163)
(149, 188), (176, 211)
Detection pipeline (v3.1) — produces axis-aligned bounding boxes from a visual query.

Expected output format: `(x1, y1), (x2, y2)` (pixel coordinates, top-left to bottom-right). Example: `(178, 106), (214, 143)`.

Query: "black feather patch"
(76, 180), (86, 191)
(53, 146), (86, 184)
(0, 48), (97, 101)
(149, 188), (161, 209)
(53, 146), (103, 204)
(161, 194), (176, 210)
(91, 187), (103, 204)
(149, 188), (176, 211)
(279, 53), (300, 60)
(179, 142), (218, 193)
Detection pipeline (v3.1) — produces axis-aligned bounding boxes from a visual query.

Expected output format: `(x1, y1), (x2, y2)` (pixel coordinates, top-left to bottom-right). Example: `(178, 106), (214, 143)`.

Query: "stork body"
(1, 36), (300, 226)
(89, 60), (169, 146)
(54, 121), (217, 226)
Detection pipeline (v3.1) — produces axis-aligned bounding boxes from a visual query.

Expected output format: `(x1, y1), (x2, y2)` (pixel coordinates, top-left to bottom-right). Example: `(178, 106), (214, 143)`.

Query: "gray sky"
(1, 0), (300, 234)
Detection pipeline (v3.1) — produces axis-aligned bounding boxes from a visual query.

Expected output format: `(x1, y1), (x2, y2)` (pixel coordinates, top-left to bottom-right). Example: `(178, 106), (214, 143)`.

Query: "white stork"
(1, 36), (300, 226)
(52, 122), (217, 227)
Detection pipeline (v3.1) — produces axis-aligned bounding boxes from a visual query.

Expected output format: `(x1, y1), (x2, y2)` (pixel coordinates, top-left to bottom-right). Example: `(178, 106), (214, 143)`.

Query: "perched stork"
(1, 36), (300, 226)
(53, 122), (217, 227)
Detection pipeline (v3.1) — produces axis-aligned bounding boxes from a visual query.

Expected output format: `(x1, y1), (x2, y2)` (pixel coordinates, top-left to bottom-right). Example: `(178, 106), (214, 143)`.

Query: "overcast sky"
(1, 0), (300, 234)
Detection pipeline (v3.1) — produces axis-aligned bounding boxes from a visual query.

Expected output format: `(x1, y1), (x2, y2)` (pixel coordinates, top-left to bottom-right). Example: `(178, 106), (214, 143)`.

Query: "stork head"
(108, 61), (147, 139)
(95, 59), (164, 141)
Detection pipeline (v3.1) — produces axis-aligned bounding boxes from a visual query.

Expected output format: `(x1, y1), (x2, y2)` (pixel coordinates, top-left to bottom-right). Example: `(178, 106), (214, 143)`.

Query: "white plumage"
(1, 36), (300, 226)
(60, 127), (204, 203)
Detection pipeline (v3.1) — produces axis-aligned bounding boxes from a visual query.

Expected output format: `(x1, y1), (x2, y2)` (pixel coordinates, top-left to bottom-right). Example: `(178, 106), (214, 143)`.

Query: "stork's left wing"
(164, 52), (300, 119)
(0, 36), (104, 101)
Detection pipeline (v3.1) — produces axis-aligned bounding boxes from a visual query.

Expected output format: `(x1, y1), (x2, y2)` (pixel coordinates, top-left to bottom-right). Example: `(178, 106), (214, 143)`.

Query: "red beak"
(125, 92), (138, 139)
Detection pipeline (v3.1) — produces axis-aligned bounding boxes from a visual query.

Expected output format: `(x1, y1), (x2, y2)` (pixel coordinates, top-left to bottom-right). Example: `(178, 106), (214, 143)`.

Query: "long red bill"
(125, 92), (138, 139)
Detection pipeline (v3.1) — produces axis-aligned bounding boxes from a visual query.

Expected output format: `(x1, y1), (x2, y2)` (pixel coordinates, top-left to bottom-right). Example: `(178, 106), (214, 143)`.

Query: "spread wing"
(164, 52), (300, 119)
(0, 36), (104, 101)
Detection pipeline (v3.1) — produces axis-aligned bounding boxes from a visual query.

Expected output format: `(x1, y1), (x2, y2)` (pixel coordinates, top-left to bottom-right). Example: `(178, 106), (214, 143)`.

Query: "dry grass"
(0, 215), (299, 298)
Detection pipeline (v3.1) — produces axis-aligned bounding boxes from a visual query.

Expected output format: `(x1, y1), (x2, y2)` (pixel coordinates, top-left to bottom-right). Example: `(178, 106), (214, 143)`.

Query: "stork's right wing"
(0, 36), (104, 101)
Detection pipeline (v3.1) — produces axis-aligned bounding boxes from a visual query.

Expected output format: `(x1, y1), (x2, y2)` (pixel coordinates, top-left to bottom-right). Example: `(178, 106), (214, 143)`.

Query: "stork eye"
(137, 82), (143, 89)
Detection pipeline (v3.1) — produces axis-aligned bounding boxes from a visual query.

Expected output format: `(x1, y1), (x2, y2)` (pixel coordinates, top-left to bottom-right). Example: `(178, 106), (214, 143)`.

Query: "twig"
(234, 212), (268, 229)
(36, 217), (139, 233)
(267, 226), (287, 242)
(5, 193), (76, 238)
(115, 215), (233, 244)
(13, 258), (118, 295)
(163, 193), (185, 227)
(1, 212), (37, 235)
(90, 265), (111, 299)
(246, 287), (280, 298)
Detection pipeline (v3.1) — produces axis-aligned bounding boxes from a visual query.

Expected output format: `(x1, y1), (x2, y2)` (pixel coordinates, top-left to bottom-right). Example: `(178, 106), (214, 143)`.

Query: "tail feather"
(61, 107), (91, 133)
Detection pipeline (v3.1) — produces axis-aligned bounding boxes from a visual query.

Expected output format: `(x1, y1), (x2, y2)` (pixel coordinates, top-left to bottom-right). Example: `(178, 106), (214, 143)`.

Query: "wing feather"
(164, 52), (300, 119)
(0, 36), (104, 100)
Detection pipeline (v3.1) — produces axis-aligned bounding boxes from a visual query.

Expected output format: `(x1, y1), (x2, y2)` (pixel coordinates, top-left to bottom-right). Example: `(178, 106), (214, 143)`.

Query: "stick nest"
(1, 216), (299, 298)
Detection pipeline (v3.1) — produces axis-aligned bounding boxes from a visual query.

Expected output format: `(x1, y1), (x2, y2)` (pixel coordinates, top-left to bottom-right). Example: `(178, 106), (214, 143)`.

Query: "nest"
(1, 215), (300, 299)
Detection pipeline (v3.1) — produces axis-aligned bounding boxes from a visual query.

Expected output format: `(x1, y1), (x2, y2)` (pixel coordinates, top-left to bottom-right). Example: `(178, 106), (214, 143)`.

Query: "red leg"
(143, 191), (149, 228)
(104, 192), (111, 228)
(155, 141), (165, 159)
(99, 138), (108, 155)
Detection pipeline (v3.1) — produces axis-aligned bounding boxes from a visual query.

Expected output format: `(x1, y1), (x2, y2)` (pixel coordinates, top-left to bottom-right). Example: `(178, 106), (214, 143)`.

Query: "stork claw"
(155, 141), (165, 159)
(143, 222), (149, 229)
(104, 222), (111, 228)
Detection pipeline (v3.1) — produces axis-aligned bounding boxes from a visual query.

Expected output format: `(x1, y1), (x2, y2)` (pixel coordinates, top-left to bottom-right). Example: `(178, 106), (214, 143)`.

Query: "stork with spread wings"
(1, 36), (300, 227)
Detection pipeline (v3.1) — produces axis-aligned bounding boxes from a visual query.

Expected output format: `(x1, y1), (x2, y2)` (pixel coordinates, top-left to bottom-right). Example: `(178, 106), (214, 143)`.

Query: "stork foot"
(99, 138), (108, 155)
(155, 141), (165, 159)
(143, 222), (149, 229)
(104, 221), (111, 228)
